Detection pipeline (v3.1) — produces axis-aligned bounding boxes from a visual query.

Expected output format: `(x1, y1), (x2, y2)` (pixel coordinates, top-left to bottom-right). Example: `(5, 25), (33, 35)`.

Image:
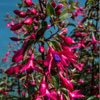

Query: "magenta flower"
(56, 4), (64, 10)
(60, 28), (68, 35)
(14, 10), (26, 17)
(0, 89), (8, 95)
(12, 43), (27, 63)
(72, 63), (84, 71)
(57, 91), (64, 100)
(5, 65), (23, 75)
(24, 0), (35, 6)
(51, 1), (56, 8)
(68, 90), (85, 100)
(2, 56), (8, 63)
(56, 10), (62, 15)
(10, 23), (22, 31)
(39, 76), (47, 96)
(20, 54), (42, 73)
(60, 35), (75, 45)
(10, 37), (21, 41)
(39, 46), (44, 53)
(24, 18), (33, 25)
(90, 34), (100, 52)
(59, 72), (74, 91)
(20, 54), (34, 73)
(31, 8), (37, 14)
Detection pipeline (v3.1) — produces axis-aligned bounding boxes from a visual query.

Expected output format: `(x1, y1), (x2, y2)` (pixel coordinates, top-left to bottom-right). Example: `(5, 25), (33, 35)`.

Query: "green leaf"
(51, 40), (61, 51)
(27, 85), (38, 95)
(87, 96), (99, 100)
(67, 23), (76, 27)
(46, 3), (55, 17)
(59, 9), (72, 20)
(35, 21), (47, 42)
(51, 70), (59, 91)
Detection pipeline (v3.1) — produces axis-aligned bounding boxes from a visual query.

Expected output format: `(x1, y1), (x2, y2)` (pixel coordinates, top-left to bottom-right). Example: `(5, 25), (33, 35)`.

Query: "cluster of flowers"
(1, 0), (99, 99)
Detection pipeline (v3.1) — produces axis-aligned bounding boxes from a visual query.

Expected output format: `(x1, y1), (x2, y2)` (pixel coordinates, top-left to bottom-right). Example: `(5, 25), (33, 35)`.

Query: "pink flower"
(60, 28), (68, 34)
(1, 56), (8, 63)
(10, 23), (22, 31)
(89, 34), (100, 52)
(56, 10), (62, 15)
(12, 43), (27, 63)
(56, 4), (63, 10)
(14, 10), (26, 17)
(10, 37), (21, 41)
(47, 25), (51, 29)
(24, 18), (33, 25)
(39, 76), (47, 96)
(59, 72), (74, 91)
(51, 1), (56, 8)
(78, 80), (84, 84)
(24, 0), (35, 6)
(60, 35), (75, 45)
(39, 46), (44, 53)
(31, 8), (37, 14)
(72, 63), (84, 71)
(22, 91), (26, 96)
(20, 54), (42, 73)
(57, 91), (64, 100)
(68, 90), (85, 100)
(20, 54), (34, 73)
(5, 65), (23, 75)
(0, 89), (8, 95)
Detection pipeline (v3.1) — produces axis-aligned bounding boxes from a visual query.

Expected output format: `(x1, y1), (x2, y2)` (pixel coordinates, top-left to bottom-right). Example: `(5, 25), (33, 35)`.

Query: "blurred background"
(0, 0), (19, 60)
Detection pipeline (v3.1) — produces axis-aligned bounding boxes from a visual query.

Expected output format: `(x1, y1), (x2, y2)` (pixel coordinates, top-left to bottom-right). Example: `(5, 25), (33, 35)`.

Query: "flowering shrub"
(0, 0), (99, 100)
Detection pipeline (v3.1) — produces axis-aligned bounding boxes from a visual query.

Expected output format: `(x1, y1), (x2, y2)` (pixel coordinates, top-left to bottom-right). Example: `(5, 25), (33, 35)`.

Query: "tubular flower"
(12, 43), (27, 63)
(51, 1), (56, 8)
(24, 18), (33, 25)
(39, 46), (44, 53)
(68, 90), (85, 100)
(59, 72), (74, 91)
(60, 35), (75, 45)
(89, 34), (100, 52)
(57, 91), (64, 100)
(24, 0), (35, 6)
(44, 46), (58, 73)
(5, 65), (23, 75)
(39, 76), (47, 96)
(10, 23), (22, 31)
(20, 54), (42, 73)
(56, 4), (64, 10)
(14, 10), (26, 17)
(20, 54), (34, 73)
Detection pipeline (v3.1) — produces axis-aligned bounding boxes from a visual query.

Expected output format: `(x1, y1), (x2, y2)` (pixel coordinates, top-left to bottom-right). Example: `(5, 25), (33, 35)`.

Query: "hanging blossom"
(89, 34), (100, 52)
(20, 54), (42, 74)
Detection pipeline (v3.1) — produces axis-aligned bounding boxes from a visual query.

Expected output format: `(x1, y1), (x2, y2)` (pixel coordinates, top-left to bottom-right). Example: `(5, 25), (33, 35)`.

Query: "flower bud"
(14, 10), (26, 17)
(24, 0), (35, 6)
(39, 46), (44, 53)
(59, 72), (74, 91)
(10, 23), (22, 31)
(39, 76), (47, 96)
(56, 10), (62, 15)
(10, 37), (21, 41)
(60, 35), (75, 45)
(24, 18), (33, 25)
(56, 4), (63, 10)
(51, 1), (56, 8)
(31, 8), (37, 14)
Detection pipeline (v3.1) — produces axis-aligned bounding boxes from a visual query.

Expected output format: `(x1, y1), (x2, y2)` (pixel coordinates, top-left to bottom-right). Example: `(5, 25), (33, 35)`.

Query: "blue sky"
(0, 0), (86, 61)
(0, 0), (19, 60)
